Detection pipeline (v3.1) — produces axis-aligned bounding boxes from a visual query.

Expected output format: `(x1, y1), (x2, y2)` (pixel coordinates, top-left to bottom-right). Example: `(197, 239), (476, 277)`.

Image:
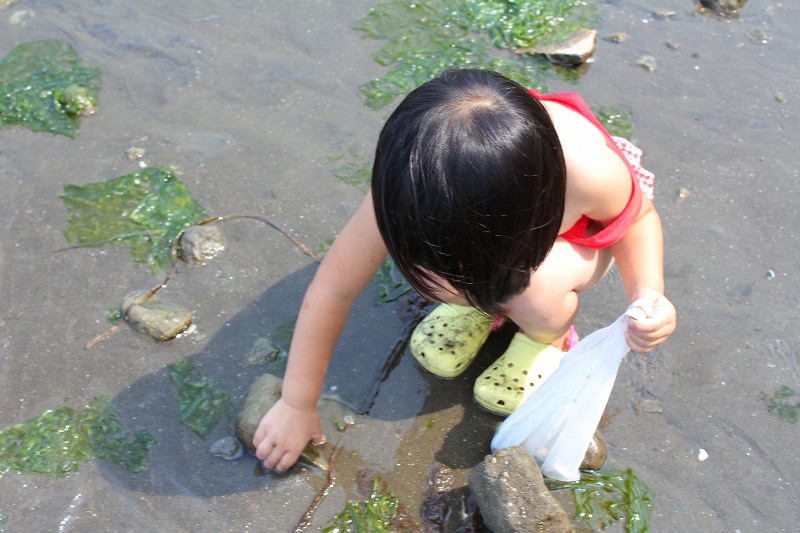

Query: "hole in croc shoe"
(522, 370), (528, 375)
(497, 400), (505, 406)
(442, 323), (448, 327)
(529, 382), (534, 387)
(507, 363), (514, 368)
(537, 374), (542, 379)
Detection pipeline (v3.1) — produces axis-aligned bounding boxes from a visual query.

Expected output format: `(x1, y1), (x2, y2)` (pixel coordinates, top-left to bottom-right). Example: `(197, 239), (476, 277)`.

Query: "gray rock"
(122, 290), (192, 341)
(533, 29), (597, 67)
(235, 373), (355, 471)
(210, 436), (243, 460)
(469, 446), (572, 533)
(697, 0), (747, 17)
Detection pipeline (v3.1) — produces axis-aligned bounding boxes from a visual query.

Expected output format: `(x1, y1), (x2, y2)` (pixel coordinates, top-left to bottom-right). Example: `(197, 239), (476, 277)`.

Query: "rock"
(696, 0), (747, 17)
(210, 436), (243, 460)
(530, 29), (597, 67)
(177, 224), (225, 267)
(636, 55), (657, 71)
(235, 373), (355, 471)
(579, 430), (607, 471)
(469, 446), (572, 533)
(420, 463), (454, 530)
(122, 290), (193, 341)
(421, 463), (483, 532)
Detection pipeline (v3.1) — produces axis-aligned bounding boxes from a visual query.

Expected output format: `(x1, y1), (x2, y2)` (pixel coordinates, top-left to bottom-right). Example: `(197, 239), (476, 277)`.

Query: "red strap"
(529, 90), (642, 249)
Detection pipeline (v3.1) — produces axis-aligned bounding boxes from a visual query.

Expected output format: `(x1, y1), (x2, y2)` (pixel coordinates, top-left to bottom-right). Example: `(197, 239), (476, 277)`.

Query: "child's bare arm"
(572, 141), (676, 351)
(611, 198), (676, 351)
(254, 193), (388, 472)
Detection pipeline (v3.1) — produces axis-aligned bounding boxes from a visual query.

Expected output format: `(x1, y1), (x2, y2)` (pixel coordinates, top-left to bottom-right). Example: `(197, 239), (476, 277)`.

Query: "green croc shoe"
(410, 304), (494, 378)
(473, 332), (566, 416)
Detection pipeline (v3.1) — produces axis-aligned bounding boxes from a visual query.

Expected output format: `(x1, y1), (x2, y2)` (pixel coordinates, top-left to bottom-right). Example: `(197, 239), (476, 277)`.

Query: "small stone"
(747, 28), (769, 44)
(653, 9), (676, 19)
(211, 436), (243, 460)
(580, 430), (608, 471)
(607, 32), (627, 43)
(532, 29), (597, 67)
(676, 187), (691, 205)
(636, 398), (664, 413)
(696, 0), (748, 18)
(126, 146), (146, 160)
(123, 291), (193, 341)
(698, 448), (709, 461)
(636, 55), (658, 71)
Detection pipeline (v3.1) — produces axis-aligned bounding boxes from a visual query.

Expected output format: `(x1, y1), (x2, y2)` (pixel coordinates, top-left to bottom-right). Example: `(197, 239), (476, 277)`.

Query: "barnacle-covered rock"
(177, 224), (225, 267)
(55, 84), (97, 117)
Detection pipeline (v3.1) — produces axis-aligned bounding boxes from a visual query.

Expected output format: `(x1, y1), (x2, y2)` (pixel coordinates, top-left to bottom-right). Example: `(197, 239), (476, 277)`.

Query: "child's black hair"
(371, 69), (566, 314)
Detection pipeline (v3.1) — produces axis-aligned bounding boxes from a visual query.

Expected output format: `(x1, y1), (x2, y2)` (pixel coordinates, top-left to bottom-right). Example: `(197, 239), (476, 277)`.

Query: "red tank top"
(530, 90), (643, 249)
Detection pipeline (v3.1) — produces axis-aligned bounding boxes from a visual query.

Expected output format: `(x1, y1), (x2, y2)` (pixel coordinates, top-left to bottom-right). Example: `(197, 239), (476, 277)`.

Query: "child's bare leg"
(503, 239), (614, 344)
(474, 240), (613, 415)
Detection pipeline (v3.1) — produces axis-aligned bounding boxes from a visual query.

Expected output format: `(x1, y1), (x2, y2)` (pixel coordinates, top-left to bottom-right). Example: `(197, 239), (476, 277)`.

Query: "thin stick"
(294, 435), (346, 532)
(84, 213), (319, 349)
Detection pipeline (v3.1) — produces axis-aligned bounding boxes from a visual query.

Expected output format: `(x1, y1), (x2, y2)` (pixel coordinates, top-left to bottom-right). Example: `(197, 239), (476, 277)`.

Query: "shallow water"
(1, 0), (799, 531)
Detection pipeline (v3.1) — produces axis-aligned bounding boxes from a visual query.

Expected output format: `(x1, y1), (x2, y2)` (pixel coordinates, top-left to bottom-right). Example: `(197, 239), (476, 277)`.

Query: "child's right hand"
(253, 398), (325, 473)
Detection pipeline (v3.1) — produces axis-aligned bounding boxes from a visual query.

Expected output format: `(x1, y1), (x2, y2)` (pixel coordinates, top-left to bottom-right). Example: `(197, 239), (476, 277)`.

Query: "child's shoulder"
(543, 100), (632, 222)
(544, 100), (618, 184)
(542, 99), (607, 152)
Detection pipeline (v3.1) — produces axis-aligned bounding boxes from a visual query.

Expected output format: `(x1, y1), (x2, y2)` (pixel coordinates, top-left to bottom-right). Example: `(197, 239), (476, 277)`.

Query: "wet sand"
(1, 0), (799, 530)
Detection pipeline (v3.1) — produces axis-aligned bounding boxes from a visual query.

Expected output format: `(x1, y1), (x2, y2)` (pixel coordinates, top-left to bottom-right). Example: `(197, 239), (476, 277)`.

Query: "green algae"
(355, 0), (596, 109)
(78, 397), (157, 473)
(0, 39), (101, 137)
(0, 396), (155, 476)
(593, 106), (634, 140)
(547, 468), (654, 533)
(761, 385), (800, 424)
(323, 476), (400, 533)
(245, 319), (296, 372)
(328, 148), (372, 192)
(374, 257), (412, 304)
(61, 165), (209, 275)
(168, 358), (234, 439)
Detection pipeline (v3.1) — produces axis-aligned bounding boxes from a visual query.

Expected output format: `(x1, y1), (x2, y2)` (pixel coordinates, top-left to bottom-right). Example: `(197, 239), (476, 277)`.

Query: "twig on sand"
(294, 434), (346, 532)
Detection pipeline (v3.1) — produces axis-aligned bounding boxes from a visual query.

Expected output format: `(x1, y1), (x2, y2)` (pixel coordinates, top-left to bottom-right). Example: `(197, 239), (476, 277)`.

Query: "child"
(254, 69), (676, 473)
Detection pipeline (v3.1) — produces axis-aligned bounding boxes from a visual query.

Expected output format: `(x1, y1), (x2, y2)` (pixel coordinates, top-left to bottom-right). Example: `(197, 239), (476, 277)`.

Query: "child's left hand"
(625, 287), (676, 352)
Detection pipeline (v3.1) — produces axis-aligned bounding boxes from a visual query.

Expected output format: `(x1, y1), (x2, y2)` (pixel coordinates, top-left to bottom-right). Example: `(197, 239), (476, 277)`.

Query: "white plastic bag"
(491, 302), (649, 481)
